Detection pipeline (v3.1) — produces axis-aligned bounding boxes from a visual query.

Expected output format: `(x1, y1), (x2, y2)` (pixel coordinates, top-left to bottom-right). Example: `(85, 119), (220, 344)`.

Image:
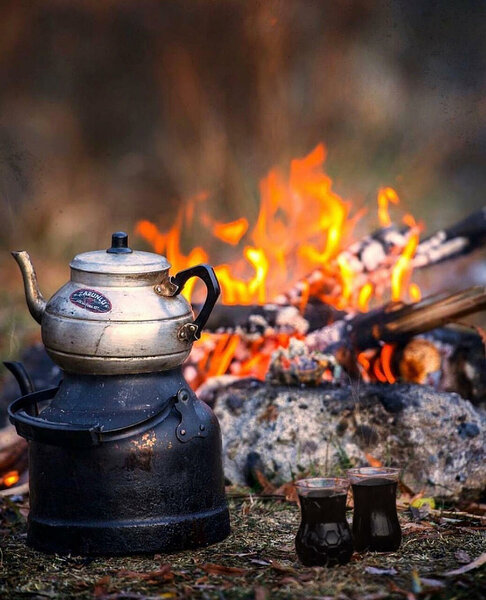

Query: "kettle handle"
(171, 264), (221, 341)
(8, 387), (175, 447)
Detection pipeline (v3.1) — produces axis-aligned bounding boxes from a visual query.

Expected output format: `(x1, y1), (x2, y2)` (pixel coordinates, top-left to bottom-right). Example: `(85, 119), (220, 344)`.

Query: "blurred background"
(1, 0), (485, 359)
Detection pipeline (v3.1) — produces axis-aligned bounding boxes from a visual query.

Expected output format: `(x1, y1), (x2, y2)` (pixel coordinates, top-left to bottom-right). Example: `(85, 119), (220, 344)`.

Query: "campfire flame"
(135, 143), (422, 385)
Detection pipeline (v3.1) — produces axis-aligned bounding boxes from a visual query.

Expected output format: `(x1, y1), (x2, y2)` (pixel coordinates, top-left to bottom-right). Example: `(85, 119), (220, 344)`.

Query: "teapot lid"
(70, 232), (170, 274)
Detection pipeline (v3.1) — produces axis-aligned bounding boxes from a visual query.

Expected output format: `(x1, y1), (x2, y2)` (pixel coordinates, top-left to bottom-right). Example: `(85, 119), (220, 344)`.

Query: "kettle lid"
(70, 232), (170, 274)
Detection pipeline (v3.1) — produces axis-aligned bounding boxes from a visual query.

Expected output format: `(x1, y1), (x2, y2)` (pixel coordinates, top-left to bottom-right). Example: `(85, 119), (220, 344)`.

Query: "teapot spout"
(11, 250), (47, 324)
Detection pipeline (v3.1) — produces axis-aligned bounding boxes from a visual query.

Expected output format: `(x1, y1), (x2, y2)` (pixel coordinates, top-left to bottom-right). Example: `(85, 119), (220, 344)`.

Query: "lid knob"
(106, 232), (133, 254)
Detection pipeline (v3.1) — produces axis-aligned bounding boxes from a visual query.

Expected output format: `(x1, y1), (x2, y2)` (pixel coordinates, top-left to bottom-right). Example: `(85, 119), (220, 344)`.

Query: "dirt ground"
(0, 491), (485, 600)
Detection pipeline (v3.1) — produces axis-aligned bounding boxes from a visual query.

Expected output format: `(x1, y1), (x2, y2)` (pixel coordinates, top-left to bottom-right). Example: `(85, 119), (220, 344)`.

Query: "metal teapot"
(12, 231), (220, 375)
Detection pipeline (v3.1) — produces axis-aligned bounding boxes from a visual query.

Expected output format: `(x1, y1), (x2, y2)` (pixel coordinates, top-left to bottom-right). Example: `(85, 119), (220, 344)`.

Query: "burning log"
(398, 338), (442, 384)
(196, 208), (486, 338)
(413, 206), (486, 268)
(187, 286), (486, 395)
(258, 286), (486, 401)
(307, 286), (486, 353)
(193, 299), (345, 335)
(276, 207), (486, 309)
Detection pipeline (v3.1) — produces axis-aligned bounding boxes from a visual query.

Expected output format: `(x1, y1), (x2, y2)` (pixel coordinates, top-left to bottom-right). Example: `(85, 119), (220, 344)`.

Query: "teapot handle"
(171, 264), (221, 341)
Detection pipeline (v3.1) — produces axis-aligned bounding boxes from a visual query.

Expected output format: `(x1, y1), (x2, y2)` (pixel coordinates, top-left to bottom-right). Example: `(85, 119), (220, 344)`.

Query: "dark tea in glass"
(348, 467), (401, 552)
(295, 478), (353, 566)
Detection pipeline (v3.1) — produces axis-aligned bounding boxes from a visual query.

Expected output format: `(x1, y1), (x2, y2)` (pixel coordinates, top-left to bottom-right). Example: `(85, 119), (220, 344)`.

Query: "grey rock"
(201, 379), (486, 500)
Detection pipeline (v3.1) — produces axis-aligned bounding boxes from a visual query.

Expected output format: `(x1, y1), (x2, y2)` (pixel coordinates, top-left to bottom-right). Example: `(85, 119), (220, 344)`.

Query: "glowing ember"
(1, 470), (20, 488)
(380, 344), (397, 384)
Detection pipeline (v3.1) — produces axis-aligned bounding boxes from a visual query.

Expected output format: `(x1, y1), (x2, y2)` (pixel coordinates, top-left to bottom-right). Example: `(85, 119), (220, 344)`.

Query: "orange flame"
(365, 453), (384, 468)
(212, 218), (249, 245)
(136, 144), (354, 306)
(135, 144), (423, 384)
(391, 224), (420, 302)
(373, 356), (388, 383)
(136, 147), (421, 309)
(377, 187), (399, 227)
(358, 282), (374, 312)
(380, 344), (397, 384)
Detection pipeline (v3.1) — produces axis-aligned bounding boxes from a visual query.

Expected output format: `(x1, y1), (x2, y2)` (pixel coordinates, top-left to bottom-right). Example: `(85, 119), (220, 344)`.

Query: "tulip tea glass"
(348, 467), (402, 552)
(295, 478), (353, 566)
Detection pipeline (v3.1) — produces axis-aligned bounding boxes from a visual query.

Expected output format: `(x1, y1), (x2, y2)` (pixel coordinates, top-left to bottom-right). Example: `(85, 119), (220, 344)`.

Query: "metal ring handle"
(171, 264), (221, 340)
(8, 388), (174, 448)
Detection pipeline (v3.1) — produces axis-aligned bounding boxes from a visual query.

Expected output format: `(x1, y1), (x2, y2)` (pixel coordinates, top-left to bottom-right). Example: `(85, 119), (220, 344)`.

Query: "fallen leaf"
(274, 481), (298, 502)
(401, 522), (434, 535)
(454, 549), (471, 564)
(365, 453), (383, 468)
(96, 594), (166, 600)
(254, 470), (277, 495)
(93, 575), (111, 597)
(350, 552), (365, 562)
(116, 565), (174, 583)
(443, 552), (486, 577)
(411, 497), (435, 510)
(398, 479), (416, 496)
(269, 559), (297, 574)
(365, 566), (398, 576)
(201, 563), (248, 576)
(409, 491), (424, 505)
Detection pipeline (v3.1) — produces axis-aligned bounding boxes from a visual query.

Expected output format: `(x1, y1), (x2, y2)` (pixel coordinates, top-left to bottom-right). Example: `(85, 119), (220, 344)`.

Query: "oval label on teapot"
(69, 289), (112, 313)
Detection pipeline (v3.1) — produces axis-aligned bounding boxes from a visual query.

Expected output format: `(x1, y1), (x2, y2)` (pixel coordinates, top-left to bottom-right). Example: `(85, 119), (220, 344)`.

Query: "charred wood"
(421, 328), (486, 408)
(192, 299), (346, 335)
(413, 207), (486, 268)
(307, 286), (486, 353)
(277, 207), (486, 306)
(197, 209), (486, 337)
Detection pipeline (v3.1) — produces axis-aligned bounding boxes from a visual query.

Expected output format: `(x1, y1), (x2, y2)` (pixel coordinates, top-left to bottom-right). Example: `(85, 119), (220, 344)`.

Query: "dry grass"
(0, 493), (485, 600)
